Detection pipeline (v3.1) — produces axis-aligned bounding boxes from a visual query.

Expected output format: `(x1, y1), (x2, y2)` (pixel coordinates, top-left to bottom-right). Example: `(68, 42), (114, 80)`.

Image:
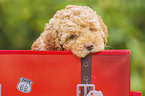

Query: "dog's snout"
(85, 44), (94, 51)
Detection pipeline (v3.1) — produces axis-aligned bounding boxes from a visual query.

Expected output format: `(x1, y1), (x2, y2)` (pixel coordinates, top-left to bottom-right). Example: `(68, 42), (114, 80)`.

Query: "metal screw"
(84, 62), (89, 67)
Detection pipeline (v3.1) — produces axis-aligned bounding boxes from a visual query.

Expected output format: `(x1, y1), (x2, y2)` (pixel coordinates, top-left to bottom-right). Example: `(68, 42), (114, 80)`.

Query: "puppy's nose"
(85, 44), (94, 51)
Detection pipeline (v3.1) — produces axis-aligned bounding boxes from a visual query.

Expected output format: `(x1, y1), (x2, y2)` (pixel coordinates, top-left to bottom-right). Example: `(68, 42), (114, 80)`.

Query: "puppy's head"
(46, 5), (108, 58)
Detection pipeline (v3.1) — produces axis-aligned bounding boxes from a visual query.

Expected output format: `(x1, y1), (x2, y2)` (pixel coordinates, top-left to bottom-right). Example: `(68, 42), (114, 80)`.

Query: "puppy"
(31, 5), (108, 58)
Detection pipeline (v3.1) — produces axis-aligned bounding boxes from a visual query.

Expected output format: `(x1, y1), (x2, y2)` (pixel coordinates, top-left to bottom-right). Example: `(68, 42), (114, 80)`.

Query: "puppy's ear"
(43, 24), (62, 51)
(31, 36), (43, 50)
(98, 16), (108, 45)
(31, 23), (62, 51)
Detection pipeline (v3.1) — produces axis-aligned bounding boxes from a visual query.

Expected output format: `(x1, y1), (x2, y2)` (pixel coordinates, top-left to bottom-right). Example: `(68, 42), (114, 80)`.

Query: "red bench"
(0, 50), (141, 96)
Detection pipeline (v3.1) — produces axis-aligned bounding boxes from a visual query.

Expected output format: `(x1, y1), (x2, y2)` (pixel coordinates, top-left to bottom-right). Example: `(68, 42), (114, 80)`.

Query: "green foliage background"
(0, 0), (145, 95)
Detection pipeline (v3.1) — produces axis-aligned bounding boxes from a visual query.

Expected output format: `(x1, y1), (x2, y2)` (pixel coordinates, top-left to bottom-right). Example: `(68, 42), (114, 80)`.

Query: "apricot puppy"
(31, 5), (108, 58)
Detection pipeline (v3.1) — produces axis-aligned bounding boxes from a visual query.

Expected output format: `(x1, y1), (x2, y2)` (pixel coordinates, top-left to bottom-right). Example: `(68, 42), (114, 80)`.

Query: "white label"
(87, 91), (103, 96)
(17, 77), (33, 93)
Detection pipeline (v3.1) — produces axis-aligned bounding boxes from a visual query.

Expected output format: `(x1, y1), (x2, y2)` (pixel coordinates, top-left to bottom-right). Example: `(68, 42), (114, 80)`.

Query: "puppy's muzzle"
(85, 43), (94, 51)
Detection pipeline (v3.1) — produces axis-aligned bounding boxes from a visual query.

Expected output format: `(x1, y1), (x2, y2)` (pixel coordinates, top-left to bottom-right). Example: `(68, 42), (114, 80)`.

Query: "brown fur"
(31, 5), (108, 58)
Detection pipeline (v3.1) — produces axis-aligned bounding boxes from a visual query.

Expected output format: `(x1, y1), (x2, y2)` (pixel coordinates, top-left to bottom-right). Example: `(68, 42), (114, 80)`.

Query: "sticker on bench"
(0, 84), (1, 96)
(77, 84), (103, 96)
(77, 84), (95, 96)
(17, 77), (33, 93)
(87, 91), (103, 96)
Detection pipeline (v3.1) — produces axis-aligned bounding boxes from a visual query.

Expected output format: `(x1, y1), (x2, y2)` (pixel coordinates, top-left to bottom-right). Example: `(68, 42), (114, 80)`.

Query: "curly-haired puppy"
(31, 5), (108, 58)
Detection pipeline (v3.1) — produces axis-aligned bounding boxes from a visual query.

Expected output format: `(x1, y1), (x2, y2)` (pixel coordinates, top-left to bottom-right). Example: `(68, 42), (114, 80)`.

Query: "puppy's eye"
(89, 28), (97, 31)
(89, 28), (93, 31)
(69, 35), (76, 39)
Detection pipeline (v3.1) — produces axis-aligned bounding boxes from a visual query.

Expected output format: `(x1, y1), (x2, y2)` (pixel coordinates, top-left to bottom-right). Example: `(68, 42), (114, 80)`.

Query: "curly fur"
(31, 5), (108, 58)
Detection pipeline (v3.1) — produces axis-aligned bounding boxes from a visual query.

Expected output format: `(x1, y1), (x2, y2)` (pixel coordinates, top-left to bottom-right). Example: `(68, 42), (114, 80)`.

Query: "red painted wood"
(131, 91), (142, 96)
(0, 50), (131, 96)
